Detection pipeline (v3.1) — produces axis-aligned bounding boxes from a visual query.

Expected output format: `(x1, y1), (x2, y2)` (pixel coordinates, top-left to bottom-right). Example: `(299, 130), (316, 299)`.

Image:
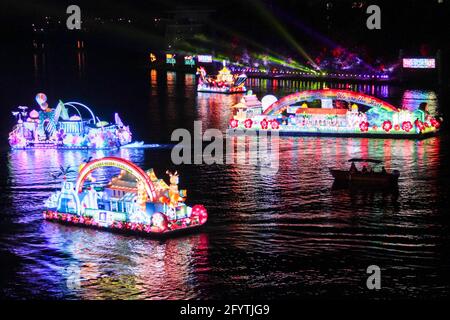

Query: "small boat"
(43, 157), (208, 236)
(329, 158), (400, 187)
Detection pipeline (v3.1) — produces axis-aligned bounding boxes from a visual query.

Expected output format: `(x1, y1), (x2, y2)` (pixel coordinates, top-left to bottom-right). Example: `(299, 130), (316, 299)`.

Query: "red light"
(359, 121), (369, 132)
(382, 120), (392, 132)
(402, 121), (413, 132)
(229, 119), (238, 128)
(260, 119), (268, 129)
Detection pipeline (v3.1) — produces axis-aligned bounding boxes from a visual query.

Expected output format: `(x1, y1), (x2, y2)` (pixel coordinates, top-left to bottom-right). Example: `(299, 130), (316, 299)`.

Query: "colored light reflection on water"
(1, 67), (449, 299)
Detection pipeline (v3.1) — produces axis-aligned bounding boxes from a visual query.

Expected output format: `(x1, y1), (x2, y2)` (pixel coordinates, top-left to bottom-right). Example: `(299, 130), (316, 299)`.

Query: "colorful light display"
(230, 89), (441, 138)
(44, 157), (208, 235)
(197, 55), (213, 63)
(166, 53), (176, 65)
(402, 58), (436, 69)
(184, 56), (195, 66)
(196, 63), (247, 94)
(9, 93), (133, 149)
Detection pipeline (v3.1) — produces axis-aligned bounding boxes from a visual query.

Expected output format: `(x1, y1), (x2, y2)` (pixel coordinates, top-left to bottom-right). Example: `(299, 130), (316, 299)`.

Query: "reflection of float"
(229, 89), (442, 139)
(9, 93), (133, 149)
(43, 157), (208, 236)
(196, 62), (247, 94)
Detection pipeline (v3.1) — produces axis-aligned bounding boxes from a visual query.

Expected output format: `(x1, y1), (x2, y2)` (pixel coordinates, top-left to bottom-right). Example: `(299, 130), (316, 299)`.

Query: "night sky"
(1, 0), (448, 61)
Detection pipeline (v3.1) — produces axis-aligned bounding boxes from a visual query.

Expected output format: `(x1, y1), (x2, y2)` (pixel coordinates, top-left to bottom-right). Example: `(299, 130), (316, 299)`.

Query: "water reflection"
(1, 69), (447, 299)
(6, 148), (211, 299)
(41, 223), (209, 299)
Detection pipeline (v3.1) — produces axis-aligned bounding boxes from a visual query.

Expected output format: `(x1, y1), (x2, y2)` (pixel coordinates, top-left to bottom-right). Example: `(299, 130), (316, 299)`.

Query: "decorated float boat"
(196, 62), (247, 93)
(9, 93), (133, 149)
(43, 157), (208, 236)
(229, 89), (442, 139)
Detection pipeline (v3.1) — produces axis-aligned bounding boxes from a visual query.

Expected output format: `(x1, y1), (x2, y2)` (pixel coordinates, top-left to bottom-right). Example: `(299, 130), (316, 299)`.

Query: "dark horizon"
(1, 0), (448, 62)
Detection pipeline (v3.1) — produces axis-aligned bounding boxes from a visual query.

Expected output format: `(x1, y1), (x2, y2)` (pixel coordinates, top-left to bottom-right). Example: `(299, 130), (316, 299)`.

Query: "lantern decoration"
(402, 121), (413, 132)
(191, 205), (208, 225)
(394, 124), (400, 131)
(229, 119), (238, 128)
(260, 119), (268, 129)
(271, 120), (279, 130)
(244, 119), (253, 129)
(359, 121), (369, 132)
(382, 120), (392, 132)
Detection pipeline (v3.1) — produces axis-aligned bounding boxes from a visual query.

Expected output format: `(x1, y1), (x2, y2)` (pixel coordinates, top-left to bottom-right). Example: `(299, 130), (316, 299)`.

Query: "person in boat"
(381, 166), (387, 174)
(350, 161), (358, 173)
(362, 165), (368, 173)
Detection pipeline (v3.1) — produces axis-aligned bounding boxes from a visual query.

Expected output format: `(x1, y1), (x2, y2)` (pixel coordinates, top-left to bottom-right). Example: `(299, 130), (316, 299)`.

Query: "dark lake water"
(1, 51), (449, 299)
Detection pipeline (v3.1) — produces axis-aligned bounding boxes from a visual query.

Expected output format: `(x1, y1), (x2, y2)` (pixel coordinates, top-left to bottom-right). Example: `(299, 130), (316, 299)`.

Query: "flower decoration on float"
(271, 120), (279, 130)
(382, 120), (392, 132)
(414, 119), (425, 132)
(244, 119), (253, 129)
(430, 118), (440, 129)
(402, 121), (413, 132)
(260, 119), (268, 130)
(359, 121), (369, 132)
(229, 119), (239, 129)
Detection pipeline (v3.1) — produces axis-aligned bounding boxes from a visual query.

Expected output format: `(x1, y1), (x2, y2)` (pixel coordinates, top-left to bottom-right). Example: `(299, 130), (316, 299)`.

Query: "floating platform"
(229, 89), (441, 139)
(196, 64), (247, 94)
(9, 93), (133, 149)
(43, 157), (208, 236)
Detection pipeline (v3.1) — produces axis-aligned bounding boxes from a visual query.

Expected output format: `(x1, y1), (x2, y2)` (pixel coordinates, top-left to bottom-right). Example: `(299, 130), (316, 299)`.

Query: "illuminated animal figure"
(163, 170), (187, 208)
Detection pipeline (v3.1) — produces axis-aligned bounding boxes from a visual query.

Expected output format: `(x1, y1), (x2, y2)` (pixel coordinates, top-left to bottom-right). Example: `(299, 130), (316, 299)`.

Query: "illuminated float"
(229, 89), (441, 138)
(43, 157), (208, 235)
(9, 93), (133, 149)
(196, 62), (247, 93)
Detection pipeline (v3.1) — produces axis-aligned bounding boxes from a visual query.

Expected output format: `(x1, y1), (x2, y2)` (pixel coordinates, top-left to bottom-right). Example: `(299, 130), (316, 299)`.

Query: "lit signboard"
(402, 58), (436, 69)
(197, 55), (213, 63)
(184, 56), (195, 66)
(166, 53), (176, 65)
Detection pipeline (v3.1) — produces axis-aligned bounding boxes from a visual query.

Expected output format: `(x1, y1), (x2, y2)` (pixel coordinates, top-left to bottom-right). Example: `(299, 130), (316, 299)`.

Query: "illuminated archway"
(263, 89), (398, 115)
(75, 157), (157, 201)
(64, 102), (97, 124)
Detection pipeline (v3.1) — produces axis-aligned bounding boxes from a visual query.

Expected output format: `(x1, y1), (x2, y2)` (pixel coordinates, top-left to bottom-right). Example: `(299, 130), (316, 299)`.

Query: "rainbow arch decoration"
(263, 89), (398, 115)
(75, 157), (157, 201)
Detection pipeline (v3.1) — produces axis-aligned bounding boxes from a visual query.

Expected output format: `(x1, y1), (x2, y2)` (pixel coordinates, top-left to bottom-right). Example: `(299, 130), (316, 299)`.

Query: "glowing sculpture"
(9, 93), (133, 149)
(229, 89), (441, 138)
(43, 157), (208, 235)
(196, 61), (247, 93)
